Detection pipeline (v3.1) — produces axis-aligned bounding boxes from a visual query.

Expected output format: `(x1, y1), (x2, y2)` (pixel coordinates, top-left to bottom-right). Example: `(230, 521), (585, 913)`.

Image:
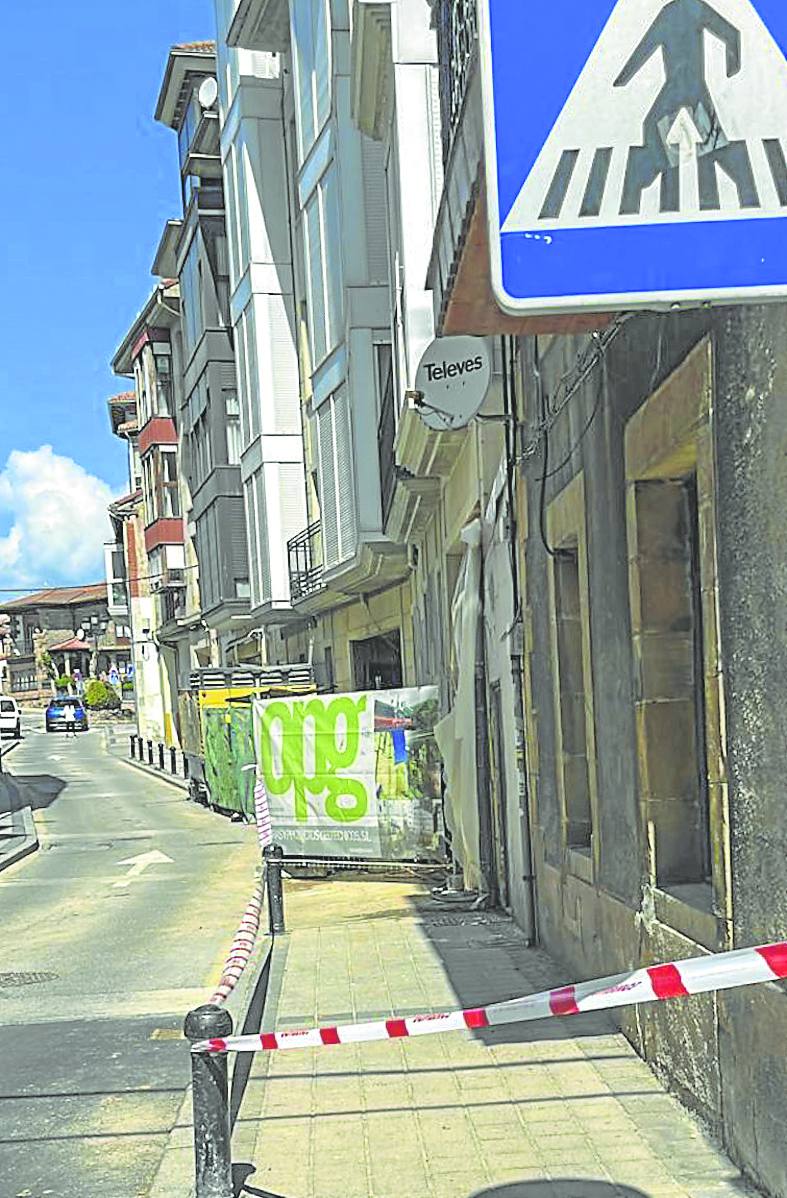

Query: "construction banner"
(253, 687), (444, 861)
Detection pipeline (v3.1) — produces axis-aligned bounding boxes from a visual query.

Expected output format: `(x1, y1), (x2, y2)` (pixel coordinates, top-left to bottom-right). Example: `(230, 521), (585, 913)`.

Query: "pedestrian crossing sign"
(479, 0), (787, 313)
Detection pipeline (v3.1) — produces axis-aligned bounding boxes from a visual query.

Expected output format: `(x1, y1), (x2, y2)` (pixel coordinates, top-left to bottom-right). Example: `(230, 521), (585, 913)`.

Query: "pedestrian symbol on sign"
(481, 0), (787, 312)
(502, 0), (787, 233)
(614, 0), (756, 213)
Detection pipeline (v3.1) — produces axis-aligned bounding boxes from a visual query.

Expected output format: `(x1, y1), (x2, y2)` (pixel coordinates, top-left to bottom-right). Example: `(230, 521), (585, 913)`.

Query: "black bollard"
(130, 734), (136, 760)
(147, 739), (154, 766)
(184, 1004), (233, 1198)
(264, 844), (285, 934)
(170, 746), (177, 775)
(183, 753), (190, 779)
(158, 742), (165, 771)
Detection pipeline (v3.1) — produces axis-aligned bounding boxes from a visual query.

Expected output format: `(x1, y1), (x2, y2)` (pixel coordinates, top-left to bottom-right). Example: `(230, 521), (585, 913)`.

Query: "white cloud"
(0, 446), (116, 588)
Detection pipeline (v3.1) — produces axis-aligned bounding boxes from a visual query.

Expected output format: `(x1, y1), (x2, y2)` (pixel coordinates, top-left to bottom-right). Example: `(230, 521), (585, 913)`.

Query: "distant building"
(0, 585), (131, 700)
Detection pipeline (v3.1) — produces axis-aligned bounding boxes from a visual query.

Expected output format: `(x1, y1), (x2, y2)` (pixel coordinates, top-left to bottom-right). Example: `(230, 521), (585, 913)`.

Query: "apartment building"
(106, 390), (165, 739)
(220, 0), (414, 691)
(154, 42), (252, 663)
(208, 10), (306, 666)
(111, 280), (203, 744)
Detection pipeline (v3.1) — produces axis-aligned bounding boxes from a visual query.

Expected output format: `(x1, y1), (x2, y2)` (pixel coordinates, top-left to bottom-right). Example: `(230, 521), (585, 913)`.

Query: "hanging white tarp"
(434, 520), (483, 890)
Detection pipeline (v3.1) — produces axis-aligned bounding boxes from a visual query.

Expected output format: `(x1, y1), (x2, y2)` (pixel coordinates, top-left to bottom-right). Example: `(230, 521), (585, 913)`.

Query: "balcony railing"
(436, 0), (478, 163)
(287, 520), (324, 602)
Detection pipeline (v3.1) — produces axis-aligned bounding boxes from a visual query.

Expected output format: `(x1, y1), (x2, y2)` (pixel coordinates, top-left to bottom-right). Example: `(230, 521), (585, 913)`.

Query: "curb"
(0, 775), (39, 874)
(115, 753), (190, 793)
(0, 806), (39, 873)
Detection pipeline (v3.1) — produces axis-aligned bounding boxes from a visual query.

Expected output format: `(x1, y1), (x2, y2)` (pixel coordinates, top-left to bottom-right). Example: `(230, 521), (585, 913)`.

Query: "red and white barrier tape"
(193, 940), (787, 1053)
(207, 775), (272, 1005)
(254, 776), (273, 853)
(208, 883), (264, 1005)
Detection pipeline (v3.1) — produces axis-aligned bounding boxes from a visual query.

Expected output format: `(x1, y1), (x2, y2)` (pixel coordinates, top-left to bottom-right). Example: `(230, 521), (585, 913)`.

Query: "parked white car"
(0, 696), (21, 739)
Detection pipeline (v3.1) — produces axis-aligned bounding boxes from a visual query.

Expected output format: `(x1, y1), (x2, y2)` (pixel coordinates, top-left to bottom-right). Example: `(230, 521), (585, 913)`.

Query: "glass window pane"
(313, 0), (330, 132)
(321, 166), (343, 355)
(246, 303), (260, 440)
(293, 0), (316, 158)
(304, 193), (326, 363)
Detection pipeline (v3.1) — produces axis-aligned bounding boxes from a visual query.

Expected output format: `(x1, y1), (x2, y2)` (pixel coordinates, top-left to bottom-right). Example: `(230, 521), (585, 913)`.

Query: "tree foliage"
(84, 679), (121, 711)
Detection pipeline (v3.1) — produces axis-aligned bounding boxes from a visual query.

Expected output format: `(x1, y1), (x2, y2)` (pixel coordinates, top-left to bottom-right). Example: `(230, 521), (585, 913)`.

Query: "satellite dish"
(198, 77), (219, 110)
(414, 336), (492, 431)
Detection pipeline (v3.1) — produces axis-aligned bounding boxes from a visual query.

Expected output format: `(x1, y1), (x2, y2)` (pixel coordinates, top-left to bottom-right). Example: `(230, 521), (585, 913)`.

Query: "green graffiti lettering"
(260, 701), (308, 821)
(259, 695), (370, 823)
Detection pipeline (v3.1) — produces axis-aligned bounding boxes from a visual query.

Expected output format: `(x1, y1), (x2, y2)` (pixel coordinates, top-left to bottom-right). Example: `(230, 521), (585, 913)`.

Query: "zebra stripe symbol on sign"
(502, 0), (787, 234)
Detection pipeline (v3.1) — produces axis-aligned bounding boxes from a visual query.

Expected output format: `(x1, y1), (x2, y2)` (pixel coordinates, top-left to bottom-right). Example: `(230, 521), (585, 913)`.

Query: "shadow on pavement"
(230, 948), (274, 1130)
(0, 774), (66, 814)
(406, 891), (613, 1048)
(472, 1184), (648, 1198)
(232, 1175), (656, 1198)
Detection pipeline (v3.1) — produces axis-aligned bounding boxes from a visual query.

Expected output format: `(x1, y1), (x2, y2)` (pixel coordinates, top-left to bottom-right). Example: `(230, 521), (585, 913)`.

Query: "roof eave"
(155, 46), (217, 129)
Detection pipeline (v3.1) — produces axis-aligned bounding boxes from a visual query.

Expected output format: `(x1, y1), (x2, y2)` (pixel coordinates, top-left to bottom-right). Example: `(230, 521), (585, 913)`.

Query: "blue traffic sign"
(479, 0), (787, 313)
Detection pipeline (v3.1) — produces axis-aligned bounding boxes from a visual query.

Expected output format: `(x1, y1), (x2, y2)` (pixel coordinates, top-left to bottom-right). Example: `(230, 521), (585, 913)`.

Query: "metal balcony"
(435, 0), (479, 163)
(287, 521), (325, 602)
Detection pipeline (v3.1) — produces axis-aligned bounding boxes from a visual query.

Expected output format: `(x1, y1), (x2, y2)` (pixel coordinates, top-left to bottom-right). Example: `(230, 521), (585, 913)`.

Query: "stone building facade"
(516, 308), (787, 1197)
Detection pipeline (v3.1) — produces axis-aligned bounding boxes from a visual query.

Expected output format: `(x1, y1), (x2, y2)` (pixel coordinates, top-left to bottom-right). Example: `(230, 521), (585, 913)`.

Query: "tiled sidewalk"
(232, 877), (752, 1198)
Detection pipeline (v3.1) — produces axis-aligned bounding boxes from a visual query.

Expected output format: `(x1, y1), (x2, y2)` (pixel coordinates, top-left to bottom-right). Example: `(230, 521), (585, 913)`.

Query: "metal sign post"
(479, 0), (787, 314)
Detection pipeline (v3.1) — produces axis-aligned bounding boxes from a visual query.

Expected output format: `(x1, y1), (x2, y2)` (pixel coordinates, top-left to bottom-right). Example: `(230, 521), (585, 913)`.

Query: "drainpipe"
(474, 523), (495, 905)
(501, 335), (537, 944)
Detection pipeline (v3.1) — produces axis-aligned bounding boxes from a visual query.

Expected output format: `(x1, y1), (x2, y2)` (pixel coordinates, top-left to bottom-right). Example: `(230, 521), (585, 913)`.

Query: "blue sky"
(0, 0), (216, 590)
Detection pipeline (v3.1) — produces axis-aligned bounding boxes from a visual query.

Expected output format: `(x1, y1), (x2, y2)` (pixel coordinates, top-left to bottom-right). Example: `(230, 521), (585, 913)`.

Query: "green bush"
(83, 679), (121, 711)
(55, 674), (73, 692)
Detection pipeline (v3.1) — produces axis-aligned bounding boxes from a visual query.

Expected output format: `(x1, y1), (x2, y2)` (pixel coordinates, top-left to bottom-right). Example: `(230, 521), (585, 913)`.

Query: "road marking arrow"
(113, 849), (174, 888)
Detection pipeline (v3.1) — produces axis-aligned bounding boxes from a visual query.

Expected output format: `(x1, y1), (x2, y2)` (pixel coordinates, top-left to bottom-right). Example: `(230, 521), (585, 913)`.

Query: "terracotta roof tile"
(48, 636), (94, 654)
(0, 583), (108, 611)
(173, 40), (216, 53)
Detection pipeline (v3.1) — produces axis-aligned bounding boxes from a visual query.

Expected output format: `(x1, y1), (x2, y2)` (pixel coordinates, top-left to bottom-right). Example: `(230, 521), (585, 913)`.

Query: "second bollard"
(264, 844), (286, 934)
(184, 1004), (233, 1198)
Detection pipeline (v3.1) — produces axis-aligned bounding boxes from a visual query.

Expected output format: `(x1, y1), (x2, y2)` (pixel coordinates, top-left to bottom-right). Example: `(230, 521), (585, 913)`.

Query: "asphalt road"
(0, 714), (259, 1198)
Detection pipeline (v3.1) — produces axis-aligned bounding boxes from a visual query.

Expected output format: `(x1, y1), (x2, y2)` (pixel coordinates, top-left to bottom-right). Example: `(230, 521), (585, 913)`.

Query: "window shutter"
(227, 496), (248, 577)
(361, 137), (389, 283)
(277, 463), (307, 549)
(267, 294), (300, 434)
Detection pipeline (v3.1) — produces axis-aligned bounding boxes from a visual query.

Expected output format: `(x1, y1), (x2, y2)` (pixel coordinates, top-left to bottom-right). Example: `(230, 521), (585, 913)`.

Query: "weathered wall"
(712, 306), (787, 1197)
(517, 306), (787, 1197)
